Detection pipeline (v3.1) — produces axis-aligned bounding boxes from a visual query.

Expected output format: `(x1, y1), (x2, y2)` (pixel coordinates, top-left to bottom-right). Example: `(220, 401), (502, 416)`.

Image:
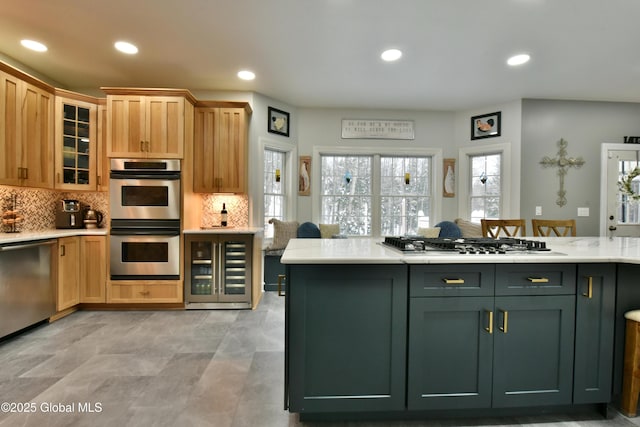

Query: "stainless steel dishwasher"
(0, 239), (57, 339)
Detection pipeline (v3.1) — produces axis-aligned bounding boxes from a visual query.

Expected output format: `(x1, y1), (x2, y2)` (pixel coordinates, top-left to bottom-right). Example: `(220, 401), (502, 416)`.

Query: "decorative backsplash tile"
(0, 185), (109, 232)
(0, 185), (249, 232)
(201, 194), (249, 228)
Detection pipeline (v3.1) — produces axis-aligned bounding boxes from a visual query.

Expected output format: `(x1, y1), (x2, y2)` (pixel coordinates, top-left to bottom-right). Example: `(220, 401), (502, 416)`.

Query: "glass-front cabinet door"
(54, 94), (98, 191)
(221, 237), (251, 301)
(190, 240), (214, 297)
(185, 234), (252, 307)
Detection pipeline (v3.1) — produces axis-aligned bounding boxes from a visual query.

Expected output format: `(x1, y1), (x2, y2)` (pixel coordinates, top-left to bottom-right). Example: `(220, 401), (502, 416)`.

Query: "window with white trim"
(264, 148), (287, 237)
(320, 153), (433, 236)
(469, 152), (502, 222)
(380, 156), (431, 235)
(320, 155), (373, 235)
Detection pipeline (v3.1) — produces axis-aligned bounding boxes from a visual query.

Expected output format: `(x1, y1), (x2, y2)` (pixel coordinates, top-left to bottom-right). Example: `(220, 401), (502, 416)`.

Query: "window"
(618, 158), (640, 224)
(469, 152), (502, 222)
(458, 143), (511, 222)
(380, 156), (431, 235)
(264, 148), (287, 237)
(320, 153), (434, 236)
(320, 155), (372, 236)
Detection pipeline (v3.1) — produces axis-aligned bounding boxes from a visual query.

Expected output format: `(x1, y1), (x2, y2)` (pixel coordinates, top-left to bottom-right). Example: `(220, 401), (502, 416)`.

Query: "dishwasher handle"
(0, 239), (57, 252)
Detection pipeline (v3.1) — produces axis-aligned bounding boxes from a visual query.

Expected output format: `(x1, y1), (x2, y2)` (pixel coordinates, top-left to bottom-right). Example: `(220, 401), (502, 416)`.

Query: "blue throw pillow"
(297, 222), (321, 238)
(435, 221), (462, 239)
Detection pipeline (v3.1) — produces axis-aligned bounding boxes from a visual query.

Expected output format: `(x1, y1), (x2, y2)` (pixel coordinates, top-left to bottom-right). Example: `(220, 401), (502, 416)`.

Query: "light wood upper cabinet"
(97, 100), (109, 191)
(54, 92), (98, 191)
(103, 88), (196, 159)
(0, 71), (21, 186)
(0, 69), (54, 188)
(193, 105), (250, 193)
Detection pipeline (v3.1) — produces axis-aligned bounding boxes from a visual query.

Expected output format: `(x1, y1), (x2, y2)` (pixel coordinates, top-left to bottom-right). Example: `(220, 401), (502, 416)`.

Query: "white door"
(601, 144), (640, 237)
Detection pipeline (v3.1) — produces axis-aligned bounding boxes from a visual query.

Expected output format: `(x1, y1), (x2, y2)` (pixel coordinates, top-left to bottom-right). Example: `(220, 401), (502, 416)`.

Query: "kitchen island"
(281, 237), (640, 421)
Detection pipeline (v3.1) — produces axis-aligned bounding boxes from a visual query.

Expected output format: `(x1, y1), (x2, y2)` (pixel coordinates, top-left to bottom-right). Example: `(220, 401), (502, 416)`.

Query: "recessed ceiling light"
(20, 39), (47, 52)
(381, 49), (402, 62)
(114, 41), (138, 55)
(237, 70), (256, 81)
(507, 53), (530, 66)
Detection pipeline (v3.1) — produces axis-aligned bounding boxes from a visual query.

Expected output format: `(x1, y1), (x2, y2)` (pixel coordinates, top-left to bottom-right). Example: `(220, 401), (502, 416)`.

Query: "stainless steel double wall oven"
(109, 159), (181, 280)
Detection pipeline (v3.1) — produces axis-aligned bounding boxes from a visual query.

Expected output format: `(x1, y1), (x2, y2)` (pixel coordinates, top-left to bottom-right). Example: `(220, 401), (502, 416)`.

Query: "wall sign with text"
(341, 119), (415, 140)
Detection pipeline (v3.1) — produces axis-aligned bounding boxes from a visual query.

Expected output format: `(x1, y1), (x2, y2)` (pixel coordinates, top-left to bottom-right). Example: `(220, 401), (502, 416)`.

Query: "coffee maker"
(55, 199), (85, 229)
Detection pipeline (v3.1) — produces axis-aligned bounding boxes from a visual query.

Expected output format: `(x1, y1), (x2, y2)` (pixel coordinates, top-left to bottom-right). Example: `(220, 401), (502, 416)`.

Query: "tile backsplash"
(0, 186), (109, 232)
(0, 185), (250, 232)
(201, 194), (249, 228)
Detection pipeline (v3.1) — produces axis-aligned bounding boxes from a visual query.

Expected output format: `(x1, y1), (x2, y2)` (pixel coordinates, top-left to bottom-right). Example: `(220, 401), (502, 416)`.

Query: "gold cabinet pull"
(140, 140), (145, 152)
(499, 310), (509, 333)
(527, 277), (549, 283)
(277, 274), (286, 296)
(443, 278), (465, 285)
(485, 310), (494, 334)
(583, 276), (593, 299)
(139, 290), (150, 296)
(60, 244), (65, 257)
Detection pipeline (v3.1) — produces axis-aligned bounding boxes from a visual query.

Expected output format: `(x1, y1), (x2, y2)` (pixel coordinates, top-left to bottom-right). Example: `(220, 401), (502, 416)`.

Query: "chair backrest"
(531, 219), (576, 237)
(481, 219), (526, 238)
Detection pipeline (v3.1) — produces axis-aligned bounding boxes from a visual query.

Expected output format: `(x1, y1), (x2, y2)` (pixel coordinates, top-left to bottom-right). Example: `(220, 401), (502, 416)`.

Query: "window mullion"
(372, 154), (381, 237)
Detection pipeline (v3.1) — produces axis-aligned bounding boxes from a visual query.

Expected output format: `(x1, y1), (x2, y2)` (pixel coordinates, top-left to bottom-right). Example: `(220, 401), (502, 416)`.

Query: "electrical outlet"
(535, 206), (542, 216)
(577, 207), (589, 217)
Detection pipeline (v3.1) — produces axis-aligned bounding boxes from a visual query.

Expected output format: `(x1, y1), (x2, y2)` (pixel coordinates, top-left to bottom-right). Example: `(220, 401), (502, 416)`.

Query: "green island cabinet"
(285, 262), (616, 419)
(286, 264), (408, 413)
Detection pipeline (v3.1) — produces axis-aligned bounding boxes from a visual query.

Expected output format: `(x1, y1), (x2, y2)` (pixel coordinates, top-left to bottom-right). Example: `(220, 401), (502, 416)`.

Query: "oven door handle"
(110, 172), (181, 180)
(110, 229), (180, 236)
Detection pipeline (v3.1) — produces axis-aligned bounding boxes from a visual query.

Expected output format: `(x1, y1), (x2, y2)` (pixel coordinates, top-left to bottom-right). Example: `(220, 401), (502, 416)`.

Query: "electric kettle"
(83, 207), (104, 229)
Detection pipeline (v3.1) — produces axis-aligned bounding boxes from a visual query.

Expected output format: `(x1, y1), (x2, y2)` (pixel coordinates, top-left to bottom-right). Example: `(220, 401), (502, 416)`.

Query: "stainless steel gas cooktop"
(382, 236), (551, 255)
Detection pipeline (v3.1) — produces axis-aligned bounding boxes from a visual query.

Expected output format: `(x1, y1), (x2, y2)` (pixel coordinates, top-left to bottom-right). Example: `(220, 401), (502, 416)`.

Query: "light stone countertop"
(281, 236), (640, 265)
(183, 227), (263, 235)
(0, 229), (108, 245)
(0, 227), (263, 245)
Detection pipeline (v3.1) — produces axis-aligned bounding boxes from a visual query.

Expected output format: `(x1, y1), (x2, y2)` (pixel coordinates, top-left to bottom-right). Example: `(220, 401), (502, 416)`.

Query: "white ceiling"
(2, 0), (640, 111)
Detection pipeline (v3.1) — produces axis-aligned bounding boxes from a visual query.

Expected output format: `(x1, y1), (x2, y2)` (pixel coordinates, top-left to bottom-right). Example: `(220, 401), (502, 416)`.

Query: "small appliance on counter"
(83, 207), (103, 229)
(55, 199), (85, 229)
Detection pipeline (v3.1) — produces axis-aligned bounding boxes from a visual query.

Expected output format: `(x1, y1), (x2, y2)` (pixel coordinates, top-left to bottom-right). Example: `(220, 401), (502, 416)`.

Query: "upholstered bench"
(263, 220), (337, 293)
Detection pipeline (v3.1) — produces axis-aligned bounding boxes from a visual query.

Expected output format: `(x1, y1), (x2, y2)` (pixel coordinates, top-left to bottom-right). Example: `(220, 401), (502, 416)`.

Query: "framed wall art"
(471, 111), (501, 140)
(268, 107), (290, 137)
(299, 156), (311, 196)
(443, 158), (456, 197)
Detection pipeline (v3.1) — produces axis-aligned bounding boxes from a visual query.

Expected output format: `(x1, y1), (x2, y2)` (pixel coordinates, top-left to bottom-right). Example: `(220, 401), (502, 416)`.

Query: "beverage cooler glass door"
(186, 235), (252, 304)
(222, 237), (251, 301)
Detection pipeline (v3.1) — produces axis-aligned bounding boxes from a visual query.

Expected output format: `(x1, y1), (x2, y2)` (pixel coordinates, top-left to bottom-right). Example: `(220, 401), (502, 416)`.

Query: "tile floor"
(1, 291), (640, 427)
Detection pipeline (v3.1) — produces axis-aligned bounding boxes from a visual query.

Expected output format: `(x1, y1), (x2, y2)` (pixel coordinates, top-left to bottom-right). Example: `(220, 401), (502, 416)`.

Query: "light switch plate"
(535, 206), (542, 216)
(577, 207), (589, 217)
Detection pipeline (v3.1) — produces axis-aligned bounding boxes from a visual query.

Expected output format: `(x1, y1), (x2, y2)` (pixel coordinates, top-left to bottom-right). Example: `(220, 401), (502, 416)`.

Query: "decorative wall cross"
(540, 138), (585, 207)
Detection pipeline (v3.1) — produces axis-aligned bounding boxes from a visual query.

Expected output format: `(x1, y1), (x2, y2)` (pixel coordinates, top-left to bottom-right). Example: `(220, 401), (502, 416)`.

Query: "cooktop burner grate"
(382, 236), (550, 254)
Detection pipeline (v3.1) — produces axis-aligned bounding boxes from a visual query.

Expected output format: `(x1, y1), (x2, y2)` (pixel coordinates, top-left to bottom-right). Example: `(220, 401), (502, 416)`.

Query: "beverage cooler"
(185, 234), (253, 309)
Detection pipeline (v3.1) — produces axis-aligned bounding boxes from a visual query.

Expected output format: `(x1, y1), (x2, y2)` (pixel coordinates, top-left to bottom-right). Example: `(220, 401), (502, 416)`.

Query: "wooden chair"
(531, 219), (576, 237)
(481, 219), (526, 238)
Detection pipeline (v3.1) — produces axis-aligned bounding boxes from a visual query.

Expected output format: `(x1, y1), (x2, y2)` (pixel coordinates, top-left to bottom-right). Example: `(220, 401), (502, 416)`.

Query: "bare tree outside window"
(469, 153), (502, 222)
(264, 149), (286, 238)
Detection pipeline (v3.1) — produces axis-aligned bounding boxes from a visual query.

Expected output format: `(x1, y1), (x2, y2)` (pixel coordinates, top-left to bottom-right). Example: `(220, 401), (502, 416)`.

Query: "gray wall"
(296, 107), (454, 223)
(521, 99), (640, 236)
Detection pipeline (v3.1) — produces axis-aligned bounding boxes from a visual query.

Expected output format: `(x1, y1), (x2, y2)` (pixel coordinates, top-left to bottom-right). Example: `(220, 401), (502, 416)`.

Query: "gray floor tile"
(0, 291), (638, 427)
